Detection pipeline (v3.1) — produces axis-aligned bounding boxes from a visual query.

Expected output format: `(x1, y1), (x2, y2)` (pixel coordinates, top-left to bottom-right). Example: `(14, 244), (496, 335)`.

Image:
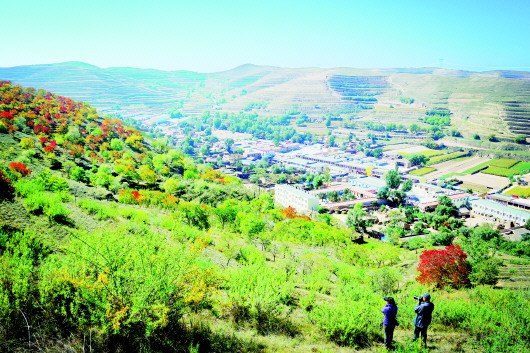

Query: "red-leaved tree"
(416, 244), (471, 289)
(9, 162), (31, 177)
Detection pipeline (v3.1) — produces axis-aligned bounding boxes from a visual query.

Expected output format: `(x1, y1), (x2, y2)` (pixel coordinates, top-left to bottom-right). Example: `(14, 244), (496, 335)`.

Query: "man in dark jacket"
(382, 297), (398, 349)
(412, 293), (435, 346)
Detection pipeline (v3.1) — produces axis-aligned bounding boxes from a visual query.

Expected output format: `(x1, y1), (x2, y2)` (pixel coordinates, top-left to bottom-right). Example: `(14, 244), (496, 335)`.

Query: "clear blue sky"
(2, 0), (529, 72)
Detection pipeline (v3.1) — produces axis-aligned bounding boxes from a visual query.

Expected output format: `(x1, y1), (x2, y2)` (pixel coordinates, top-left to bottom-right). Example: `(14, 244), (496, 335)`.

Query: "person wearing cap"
(382, 297), (398, 349)
(412, 293), (435, 346)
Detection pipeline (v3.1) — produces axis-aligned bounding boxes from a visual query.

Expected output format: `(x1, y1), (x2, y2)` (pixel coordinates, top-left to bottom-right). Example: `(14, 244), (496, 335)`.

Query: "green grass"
(409, 167), (436, 176)
(503, 187), (530, 197)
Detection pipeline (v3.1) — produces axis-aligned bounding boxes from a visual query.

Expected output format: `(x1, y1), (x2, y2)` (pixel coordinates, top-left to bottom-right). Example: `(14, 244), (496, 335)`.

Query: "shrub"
(39, 231), (221, 337)
(35, 171), (69, 191)
(19, 138), (35, 149)
(9, 162), (31, 177)
(78, 199), (117, 220)
(310, 283), (380, 347)
(227, 264), (295, 335)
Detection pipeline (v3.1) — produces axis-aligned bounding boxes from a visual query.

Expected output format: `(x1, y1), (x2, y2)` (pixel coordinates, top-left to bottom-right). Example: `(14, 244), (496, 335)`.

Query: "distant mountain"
(2, 62), (530, 137)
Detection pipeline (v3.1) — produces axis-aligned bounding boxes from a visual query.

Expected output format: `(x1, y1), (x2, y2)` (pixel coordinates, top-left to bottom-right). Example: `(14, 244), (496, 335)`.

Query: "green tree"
(346, 203), (368, 233)
(401, 179), (413, 192)
(225, 138), (235, 153)
(514, 135), (527, 144)
(385, 169), (401, 190)
(406, 153), (429, 166)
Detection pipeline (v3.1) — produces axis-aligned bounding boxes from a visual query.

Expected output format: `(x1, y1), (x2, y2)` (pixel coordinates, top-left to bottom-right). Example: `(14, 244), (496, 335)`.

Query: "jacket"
(382, 304), (398, 325)
(413, 301), (434, 328)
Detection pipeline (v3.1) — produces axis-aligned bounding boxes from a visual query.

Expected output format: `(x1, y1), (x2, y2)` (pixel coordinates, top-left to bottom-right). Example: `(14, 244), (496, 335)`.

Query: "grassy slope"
(2, 80), (530, 353)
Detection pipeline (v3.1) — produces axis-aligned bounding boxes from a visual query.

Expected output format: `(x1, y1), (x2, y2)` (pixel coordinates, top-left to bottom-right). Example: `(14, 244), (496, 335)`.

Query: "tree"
(401, 179), (413, 192)
(225, 138), (235, 153)
(416, 244), (471, 289)
(406, 154), (429, 166)
(514, 135), (527, 144)
(409, 123), (420, 134)
(346, 203), (368, 233)
(385, 169), (401, 190)
(473, 133), (480, 140)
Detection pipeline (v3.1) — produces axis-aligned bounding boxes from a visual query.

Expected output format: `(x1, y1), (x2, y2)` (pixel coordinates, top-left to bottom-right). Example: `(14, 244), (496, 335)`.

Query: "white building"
(471, 198), (530, 226)
(274, 184), (320, 215)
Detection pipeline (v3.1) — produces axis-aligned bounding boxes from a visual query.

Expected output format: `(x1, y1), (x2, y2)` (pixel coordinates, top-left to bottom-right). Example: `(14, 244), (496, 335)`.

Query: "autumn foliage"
(9, 162), (31, 177)
(281, 206), (311, 220)
(417, 244), (471, 289)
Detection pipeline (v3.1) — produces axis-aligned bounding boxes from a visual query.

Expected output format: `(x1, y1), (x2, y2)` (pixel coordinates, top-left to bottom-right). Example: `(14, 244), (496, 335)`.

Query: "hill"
(2, 62), (530, 139)
(1, 82), (530, 353)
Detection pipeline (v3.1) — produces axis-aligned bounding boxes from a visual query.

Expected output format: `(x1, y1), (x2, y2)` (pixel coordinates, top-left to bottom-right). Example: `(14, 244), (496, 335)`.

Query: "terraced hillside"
(1, 62), (529, 138)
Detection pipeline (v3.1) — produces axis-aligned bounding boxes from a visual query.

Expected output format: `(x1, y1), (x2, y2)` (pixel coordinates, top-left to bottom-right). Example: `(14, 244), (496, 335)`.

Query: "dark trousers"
(413, 325), (428, 345)
(383, 324), (395, 348)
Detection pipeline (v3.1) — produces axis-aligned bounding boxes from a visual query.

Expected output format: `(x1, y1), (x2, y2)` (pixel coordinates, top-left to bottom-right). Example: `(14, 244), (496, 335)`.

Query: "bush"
(78, 199), (117, 220)
(39, 231), (220, 337)
(22, 188), (71, 222)
(310, 283), (380, 347)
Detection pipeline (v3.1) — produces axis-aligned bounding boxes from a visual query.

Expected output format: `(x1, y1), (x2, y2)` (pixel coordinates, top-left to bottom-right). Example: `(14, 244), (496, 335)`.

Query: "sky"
(1, 0), (530, 73)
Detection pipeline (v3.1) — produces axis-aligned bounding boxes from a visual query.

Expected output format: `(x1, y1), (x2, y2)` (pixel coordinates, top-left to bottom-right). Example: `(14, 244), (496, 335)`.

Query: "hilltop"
(2, 62), (530, 139)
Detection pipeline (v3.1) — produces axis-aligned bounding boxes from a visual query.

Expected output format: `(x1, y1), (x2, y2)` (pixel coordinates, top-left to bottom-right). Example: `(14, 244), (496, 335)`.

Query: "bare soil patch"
(455, 173), (510, 191)
(425, 156), (489, 178)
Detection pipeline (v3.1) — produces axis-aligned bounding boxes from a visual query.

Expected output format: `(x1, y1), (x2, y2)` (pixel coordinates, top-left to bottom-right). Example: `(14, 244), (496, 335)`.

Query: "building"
(470, 198), (530, 226)
(274, 184), (320, 215)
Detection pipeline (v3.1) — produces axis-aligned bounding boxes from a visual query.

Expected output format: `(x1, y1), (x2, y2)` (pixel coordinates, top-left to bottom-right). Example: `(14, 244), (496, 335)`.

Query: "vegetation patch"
(481, 166), (519, 177)
(409, 167), (436, 176)
(503, 187), (530, 197)
(427, 152), (468, 165)
(489, 158), (520, 169)
(512, 161), (530, 173)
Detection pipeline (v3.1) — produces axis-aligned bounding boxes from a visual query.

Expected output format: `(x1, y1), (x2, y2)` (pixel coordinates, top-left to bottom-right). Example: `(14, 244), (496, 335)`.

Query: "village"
(190, 133), (530, 242)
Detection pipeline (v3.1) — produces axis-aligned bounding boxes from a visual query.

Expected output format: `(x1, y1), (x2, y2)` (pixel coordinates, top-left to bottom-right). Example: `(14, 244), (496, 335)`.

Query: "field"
(463, 158), (529, 176)
(482, 166), (519, 177)
(399, 149), (445, 157)
(456, 173), (511, 190)
(409, 167), (436, 176)
(417, 156), (488, 179)
(503, 186), (530, 197)
(489, 159), (520, 168)
(426, 152), (468, 165)
(512, 161), (530, 173)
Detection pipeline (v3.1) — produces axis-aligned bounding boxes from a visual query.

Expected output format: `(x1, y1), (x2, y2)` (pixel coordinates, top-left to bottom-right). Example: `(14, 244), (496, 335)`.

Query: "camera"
(414, 295), (423, 300)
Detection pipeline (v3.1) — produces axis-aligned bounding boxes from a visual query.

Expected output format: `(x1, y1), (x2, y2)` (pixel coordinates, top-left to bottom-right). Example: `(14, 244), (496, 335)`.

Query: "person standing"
(382, 296), (398, 349)
(412, 293), (435, 346)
